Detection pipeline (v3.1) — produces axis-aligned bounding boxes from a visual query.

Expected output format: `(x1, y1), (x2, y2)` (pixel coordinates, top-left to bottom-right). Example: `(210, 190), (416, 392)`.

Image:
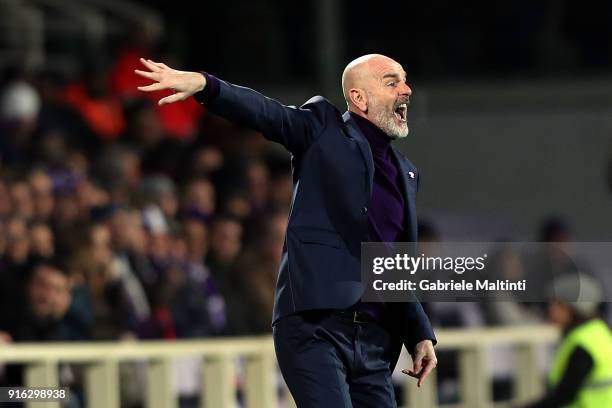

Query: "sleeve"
(524, 346), (594, 408)
(193, 74), (330, 154)
(193, 72), (221, 104)
(403, 302), (437, 352)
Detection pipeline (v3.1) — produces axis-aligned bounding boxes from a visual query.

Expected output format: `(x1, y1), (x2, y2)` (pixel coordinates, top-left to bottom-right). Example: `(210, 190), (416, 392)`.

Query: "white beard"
(372, 109), (409, 139)
(368, 94), (409, 139)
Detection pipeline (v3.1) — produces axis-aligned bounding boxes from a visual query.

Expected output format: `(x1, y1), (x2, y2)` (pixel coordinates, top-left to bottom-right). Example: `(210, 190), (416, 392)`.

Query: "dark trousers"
(273, 311), (397, 408)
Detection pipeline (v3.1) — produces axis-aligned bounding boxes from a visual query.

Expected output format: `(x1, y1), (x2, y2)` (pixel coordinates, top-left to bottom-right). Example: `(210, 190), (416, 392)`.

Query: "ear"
(349, 88), (368, 113)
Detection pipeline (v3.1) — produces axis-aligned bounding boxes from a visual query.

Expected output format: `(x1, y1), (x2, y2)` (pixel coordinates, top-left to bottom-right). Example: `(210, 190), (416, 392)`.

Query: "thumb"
(159, 92), (186, 106)
(413, 350), (425, 373)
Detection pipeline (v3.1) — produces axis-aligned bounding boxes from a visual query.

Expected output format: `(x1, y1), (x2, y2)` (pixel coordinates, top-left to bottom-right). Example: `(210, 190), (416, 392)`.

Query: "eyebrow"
(382, 72), (407, 81)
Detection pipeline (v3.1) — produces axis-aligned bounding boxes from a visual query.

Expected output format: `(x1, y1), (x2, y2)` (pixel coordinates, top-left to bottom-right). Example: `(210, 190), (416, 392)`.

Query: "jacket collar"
(343, 111), (374, 195)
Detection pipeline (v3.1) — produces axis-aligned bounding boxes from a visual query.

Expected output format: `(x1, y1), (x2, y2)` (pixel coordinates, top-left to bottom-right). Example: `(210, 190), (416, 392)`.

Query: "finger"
(148, 59), (171, 70)
(417, 360), (436, 387)
(401, 369), (419, 378)
(134, 69), (161, 81)
(158, 92), (186, 106)
(412, 351), (425, 374)
(139, 58), (161, 72)
(137, 82), (167, 92)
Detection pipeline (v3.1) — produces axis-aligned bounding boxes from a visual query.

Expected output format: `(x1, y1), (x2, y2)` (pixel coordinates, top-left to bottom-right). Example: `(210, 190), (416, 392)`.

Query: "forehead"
(369, 58), (405, 79)
(34, 266), (67, 282)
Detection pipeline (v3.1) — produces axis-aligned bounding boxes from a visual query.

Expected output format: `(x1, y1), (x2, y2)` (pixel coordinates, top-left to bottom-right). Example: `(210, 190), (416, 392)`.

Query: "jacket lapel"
(342, 112), (374, 196)
(391, 146), (418, 242)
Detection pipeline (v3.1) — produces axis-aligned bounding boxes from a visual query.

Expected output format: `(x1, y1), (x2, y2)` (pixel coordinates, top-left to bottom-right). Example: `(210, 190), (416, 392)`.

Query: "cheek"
(369, 98), (390, 114)
(383, 95), (396, 111)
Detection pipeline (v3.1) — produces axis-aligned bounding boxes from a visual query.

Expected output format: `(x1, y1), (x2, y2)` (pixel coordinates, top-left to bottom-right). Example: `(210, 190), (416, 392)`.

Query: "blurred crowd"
(0, 38), (295, 356)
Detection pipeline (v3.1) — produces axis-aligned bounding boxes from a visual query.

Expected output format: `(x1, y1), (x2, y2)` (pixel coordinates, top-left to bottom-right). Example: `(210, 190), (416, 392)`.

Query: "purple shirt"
(350, 113), (406, 320)
(350, 113), (405, 243)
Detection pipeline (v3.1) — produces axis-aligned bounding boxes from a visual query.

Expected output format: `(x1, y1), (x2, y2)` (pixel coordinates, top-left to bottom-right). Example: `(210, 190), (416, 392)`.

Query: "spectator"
(6, 259), (94, 342)
(208, 215), (242, 269)
(28, 169), (55, 221)
(268, 169), (293, 211)
(206, 216), (245, 335)
(187, 146), (225, 178)
(525, 216), (580, 309)
(524, 274), (612, 407)
(10, 181), (35, 221)
(0, 180), (13, 218)
(0, 259), (93, 403)
(182, 217), (209, 264)
(95, 144), (142, 201)
(138, 176), (179, 221)
(109, 23), (202, 139)
(0, 80), (40, 166)
(481, 243), (544, 325)
(104, 207), (154, 335)
(63, 65), (125, 141)
(168, 227), (226, 337)
(0, 218), (34, 319)
(244, 159), (270, 213)
(0, 217), (32, 331)
(2, 217), (31, 269)
(69, 223), (137, 340)
(181, 178), (216, 223)
(123, 99), (189, 177)
(231, 211), (287, 334)
(29, 222), (55, 258)
(221, 189), (252, 221)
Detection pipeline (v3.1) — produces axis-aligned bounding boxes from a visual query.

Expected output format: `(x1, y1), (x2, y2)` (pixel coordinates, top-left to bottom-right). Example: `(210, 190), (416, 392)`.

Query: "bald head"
(342, 54), (399, 104)
(341, 54), (412, 138)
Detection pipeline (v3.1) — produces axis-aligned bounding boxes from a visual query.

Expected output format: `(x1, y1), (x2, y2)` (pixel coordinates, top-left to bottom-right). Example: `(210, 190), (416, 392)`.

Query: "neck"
(348, 108), (376, 125)
(349, 112), (392, 155)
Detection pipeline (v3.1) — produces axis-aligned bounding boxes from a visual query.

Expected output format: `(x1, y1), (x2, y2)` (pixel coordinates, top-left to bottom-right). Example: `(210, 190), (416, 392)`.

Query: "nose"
(402, 83), (412, 97)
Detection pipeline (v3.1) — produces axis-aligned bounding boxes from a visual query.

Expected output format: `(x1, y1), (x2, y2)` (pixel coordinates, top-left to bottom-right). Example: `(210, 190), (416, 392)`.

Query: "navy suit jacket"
(198, 77), (436, 358)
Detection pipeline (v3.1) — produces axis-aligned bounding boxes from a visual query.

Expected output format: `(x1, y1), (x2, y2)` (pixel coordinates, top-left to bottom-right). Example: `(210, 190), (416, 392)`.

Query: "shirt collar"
(349, 112), (392, 156)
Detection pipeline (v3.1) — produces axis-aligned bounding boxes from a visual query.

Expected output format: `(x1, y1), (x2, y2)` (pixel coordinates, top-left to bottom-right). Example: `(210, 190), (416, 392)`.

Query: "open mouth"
(394, 103), (407, 122)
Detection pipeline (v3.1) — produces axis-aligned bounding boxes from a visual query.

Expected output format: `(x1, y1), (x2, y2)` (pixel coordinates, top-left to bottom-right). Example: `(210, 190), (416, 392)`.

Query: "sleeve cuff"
(193, 72), (220, 105)
(409, 330), (437, 352)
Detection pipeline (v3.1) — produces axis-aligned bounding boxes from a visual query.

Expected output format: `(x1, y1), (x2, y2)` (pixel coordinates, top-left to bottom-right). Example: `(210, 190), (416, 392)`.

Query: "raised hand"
(134, 58), (206, 105)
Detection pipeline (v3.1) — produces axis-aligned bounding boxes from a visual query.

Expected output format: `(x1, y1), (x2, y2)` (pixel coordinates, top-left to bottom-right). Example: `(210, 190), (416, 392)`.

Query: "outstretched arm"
(135, 58), (327, 153)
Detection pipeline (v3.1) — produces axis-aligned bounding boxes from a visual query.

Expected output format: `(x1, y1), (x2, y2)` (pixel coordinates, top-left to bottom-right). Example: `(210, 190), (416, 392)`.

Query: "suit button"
(360, 206), (368, 215)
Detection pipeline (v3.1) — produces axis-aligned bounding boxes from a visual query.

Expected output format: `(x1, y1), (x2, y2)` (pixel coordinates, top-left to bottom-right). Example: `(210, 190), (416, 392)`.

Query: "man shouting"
(136, 53), (437, 408)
